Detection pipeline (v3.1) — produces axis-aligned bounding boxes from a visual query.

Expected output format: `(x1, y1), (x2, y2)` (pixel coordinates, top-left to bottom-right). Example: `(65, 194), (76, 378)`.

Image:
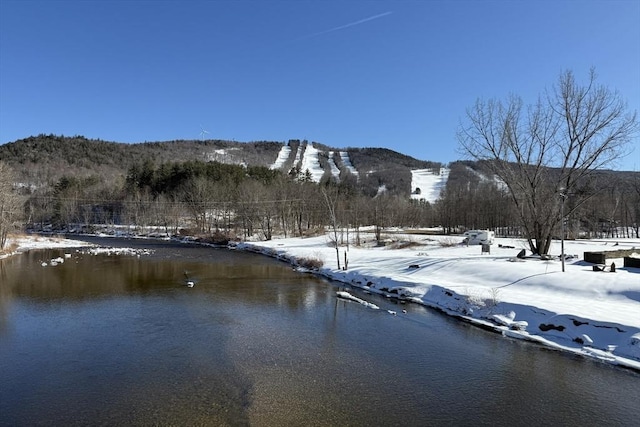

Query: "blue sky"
(1, 0), (639, 170)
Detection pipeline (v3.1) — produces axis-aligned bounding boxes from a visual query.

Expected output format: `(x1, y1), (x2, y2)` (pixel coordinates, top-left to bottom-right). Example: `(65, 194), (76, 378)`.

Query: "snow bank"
(3, 235), (159, 262)
(236, 234), (640, 371)
(1, 235), (94, 260)
(336, 290), (380, 310)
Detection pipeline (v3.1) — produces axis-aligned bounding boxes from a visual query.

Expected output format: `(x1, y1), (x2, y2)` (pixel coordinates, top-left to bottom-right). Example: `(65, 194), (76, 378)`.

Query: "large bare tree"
(458, 69), (637, 255)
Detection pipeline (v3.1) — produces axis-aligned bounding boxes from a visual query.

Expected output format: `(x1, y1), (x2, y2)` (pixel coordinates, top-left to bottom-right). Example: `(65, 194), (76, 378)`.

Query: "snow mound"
(336, 291), (380, 310)
(492, 313), (528, 331)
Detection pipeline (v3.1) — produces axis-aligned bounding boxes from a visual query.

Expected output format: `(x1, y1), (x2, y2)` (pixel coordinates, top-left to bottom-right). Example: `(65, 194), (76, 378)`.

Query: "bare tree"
(458, 69), (637, 254)
(0, 162), (22, 249)
(233, 181), (257, 239)
(321, 186), (341, 269)
(179, 177), (212, 233)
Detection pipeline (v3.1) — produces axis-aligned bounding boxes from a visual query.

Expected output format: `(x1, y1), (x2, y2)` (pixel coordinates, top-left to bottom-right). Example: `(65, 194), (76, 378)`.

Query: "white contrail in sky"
(302, 11), (393, 39)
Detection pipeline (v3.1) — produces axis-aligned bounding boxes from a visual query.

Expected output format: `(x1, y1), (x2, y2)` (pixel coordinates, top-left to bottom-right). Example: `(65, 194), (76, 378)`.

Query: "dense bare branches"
(458, 70), (638, 254)
(553, 69), (637, 180)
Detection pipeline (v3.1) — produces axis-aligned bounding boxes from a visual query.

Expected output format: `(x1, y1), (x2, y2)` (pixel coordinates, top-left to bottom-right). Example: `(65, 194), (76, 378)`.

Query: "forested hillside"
(0, 135), (440, 197)
(0, 135), (284, 184)
(1, 134), (638, 242)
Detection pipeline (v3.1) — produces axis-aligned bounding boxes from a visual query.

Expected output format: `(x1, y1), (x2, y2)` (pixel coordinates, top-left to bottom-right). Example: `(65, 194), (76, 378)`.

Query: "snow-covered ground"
(5, 232), (640, 371)
(0, 235), (94, 260)
(204, 147), (243, 165)
(235, 233), (640, 371)
(270, 144), (291, 170)
(410, 168), (449, 203)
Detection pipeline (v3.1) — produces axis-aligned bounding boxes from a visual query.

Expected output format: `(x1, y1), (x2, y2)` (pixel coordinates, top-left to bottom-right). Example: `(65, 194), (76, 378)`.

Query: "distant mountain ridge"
(0, 135), (444, 199)
(2, 134), (636, 203)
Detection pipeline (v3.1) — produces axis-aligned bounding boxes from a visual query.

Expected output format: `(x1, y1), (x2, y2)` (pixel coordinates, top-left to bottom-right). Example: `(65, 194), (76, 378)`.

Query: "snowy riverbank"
(234, 233), (640, 371)
(4, 232), (640, 371)
(1, 235), (95, 259)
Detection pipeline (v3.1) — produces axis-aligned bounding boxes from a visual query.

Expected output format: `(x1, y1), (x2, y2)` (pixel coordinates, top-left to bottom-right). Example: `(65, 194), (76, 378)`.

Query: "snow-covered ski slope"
(410, 168), (449, 203)
(328, 152), (341, 180)
(271, 144), (447, 196)
(270, 144), (291, 170)
(270, 143), (358, 183)
(339, 151), (358, 178)
(299, 143), (325, 182)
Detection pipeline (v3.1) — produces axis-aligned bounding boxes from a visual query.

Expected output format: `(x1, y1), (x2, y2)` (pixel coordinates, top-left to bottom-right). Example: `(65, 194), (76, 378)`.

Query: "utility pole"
(560, 191), (566, 272)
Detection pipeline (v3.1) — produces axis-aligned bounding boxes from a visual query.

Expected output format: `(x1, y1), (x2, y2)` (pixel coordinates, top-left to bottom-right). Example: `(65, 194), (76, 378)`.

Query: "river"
(1, 237), (638, 426)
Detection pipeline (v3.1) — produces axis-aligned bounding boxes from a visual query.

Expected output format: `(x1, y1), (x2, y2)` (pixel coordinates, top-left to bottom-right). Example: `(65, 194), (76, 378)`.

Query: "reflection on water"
(1, 238), (639, 426)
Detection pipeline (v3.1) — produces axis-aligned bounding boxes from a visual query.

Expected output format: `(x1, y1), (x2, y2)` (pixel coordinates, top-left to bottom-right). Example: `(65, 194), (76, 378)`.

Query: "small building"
(463, 230), (495, 245)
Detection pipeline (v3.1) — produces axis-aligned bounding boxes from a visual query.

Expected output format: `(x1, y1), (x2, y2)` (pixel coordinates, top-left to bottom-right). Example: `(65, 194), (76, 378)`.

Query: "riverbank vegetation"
(0, 72), (638, 252)
(0, 155), (639, 253)
(0, 152), (640, 251)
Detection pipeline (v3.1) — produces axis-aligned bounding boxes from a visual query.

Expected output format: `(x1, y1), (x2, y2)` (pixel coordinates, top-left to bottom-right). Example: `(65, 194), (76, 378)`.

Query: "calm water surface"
(1, 237), (639, 426)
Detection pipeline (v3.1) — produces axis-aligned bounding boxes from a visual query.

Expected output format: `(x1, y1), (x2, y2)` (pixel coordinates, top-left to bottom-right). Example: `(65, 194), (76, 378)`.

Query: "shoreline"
(232, 237), (640, 373)
(4, 232), (640, 372)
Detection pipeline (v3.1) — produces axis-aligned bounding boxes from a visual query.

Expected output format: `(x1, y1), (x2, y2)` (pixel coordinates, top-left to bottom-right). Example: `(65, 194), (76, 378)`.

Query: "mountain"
(1, 134), (637, 206)
(0, 135), (444, 199)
